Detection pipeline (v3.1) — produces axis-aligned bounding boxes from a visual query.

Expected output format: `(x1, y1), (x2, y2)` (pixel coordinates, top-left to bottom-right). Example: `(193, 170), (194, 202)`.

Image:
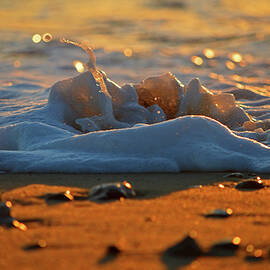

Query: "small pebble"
(89, 181), (136, 201)
(106, 245), (121, 255)
(0, 201), (27, 231)
(45, 190), (74, 202)
(208, 237), (241, 256)
(165, 235), (203, 257)
(23, 240), (47, 251)
(235, 179), (264, 190)
(204, 208), (233, 218)
(0, 201), (12, 217)
(245, 249), (264, 262)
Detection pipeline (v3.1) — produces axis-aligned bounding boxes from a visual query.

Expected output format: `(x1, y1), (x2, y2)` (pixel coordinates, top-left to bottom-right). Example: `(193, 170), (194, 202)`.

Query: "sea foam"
(0, 43), (270, 173)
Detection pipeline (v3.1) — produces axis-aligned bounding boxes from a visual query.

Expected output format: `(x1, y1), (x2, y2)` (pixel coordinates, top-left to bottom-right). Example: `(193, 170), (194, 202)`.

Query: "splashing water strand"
(61, 38), (109, 96)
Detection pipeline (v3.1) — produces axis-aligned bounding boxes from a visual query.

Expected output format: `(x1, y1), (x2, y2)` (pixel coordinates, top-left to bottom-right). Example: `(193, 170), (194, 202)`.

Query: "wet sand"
(1, 172), (270, 269)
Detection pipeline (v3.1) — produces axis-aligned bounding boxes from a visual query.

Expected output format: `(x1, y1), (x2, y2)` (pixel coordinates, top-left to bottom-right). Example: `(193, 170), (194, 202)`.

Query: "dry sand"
(1, 172), (270, 270)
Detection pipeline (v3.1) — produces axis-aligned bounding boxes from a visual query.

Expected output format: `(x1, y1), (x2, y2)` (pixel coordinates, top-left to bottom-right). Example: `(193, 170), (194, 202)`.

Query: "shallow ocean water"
(0, 0), (270, 173)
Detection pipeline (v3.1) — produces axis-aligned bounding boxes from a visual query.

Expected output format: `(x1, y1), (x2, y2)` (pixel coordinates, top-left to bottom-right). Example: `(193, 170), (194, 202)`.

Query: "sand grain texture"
(1, 173), (270, 270)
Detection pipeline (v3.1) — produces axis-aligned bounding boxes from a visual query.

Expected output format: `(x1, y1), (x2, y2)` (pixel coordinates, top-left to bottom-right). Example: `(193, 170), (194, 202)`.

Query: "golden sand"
(1, 173), (270, 270)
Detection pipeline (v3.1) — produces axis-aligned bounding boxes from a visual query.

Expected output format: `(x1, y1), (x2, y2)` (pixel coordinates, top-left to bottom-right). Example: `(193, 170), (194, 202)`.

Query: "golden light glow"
(225, 61), (235, 70)
(226, 208), (233, 215)
(73, 60), (85, 73)
(32, 34), (41, 43)
(191, 56), (203, 66)
(209, 72), (218, 79)
(3, 82), (13, 87)
(203, 48), (215, 59)
(232, 236), (241, 245)
(231, 53), (242, 63)
(123, 48), (133, 57)
(6, 201), (12, 208)
(239, 61), (246, 67)
(257, 176), (263, 184)
(12, 220), (27, 231)
(123, 181), (132, 189)
(64, 190), (74, 200)
(13, 60), (21, 68)
(232, 74), (241, 81)
(42, 33), (52, 42)
(218, 184), (224, 189)
(38, 239), (47, 248)
(236, 83), (244, 89)
(246, 244), (254, 253)
(254, 249), (263, 257)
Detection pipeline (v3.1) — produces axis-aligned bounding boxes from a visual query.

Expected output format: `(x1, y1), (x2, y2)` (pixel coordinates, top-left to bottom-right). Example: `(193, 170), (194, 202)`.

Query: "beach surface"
(1, 173), (270, 270)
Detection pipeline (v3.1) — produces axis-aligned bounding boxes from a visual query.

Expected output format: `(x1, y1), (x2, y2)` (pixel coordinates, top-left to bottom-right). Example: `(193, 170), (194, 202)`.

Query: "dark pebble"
(0, 201), (12, 217)
(45, 190), (74, 202)
(165, 235), (203, 257)
(0, 201), (27, 231)
(245, 255), (264, 262)
(208, 237), (241, 256)
(245, 248), (264, 262)
(204, 208), (233, 218)
(89, 181), (136, 201)
(235, 179), (264, 190)
(107, 245), (121, 255)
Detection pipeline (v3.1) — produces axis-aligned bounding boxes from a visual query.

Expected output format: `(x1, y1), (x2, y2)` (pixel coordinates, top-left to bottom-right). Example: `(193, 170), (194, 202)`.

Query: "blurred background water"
(1, 0), (270, 118)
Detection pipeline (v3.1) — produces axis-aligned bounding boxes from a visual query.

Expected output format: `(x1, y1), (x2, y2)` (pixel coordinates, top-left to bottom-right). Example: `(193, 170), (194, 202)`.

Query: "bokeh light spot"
(73, 61), (85, 73)
(191, 56), (203, 66)
(123, 48), (133, 57)
(203, 48), (215, 59)
(42, 33), (53, 43)
(226, 61), (235, 70)
(13, 60), (21, 68)
(232, 236), (241, 245)
(32, 34), (41, 43)
(231, 53), (242, 63)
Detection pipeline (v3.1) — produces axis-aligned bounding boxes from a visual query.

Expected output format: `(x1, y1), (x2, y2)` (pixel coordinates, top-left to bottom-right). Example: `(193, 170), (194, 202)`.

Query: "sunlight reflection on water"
(0, 0), (270, 98)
